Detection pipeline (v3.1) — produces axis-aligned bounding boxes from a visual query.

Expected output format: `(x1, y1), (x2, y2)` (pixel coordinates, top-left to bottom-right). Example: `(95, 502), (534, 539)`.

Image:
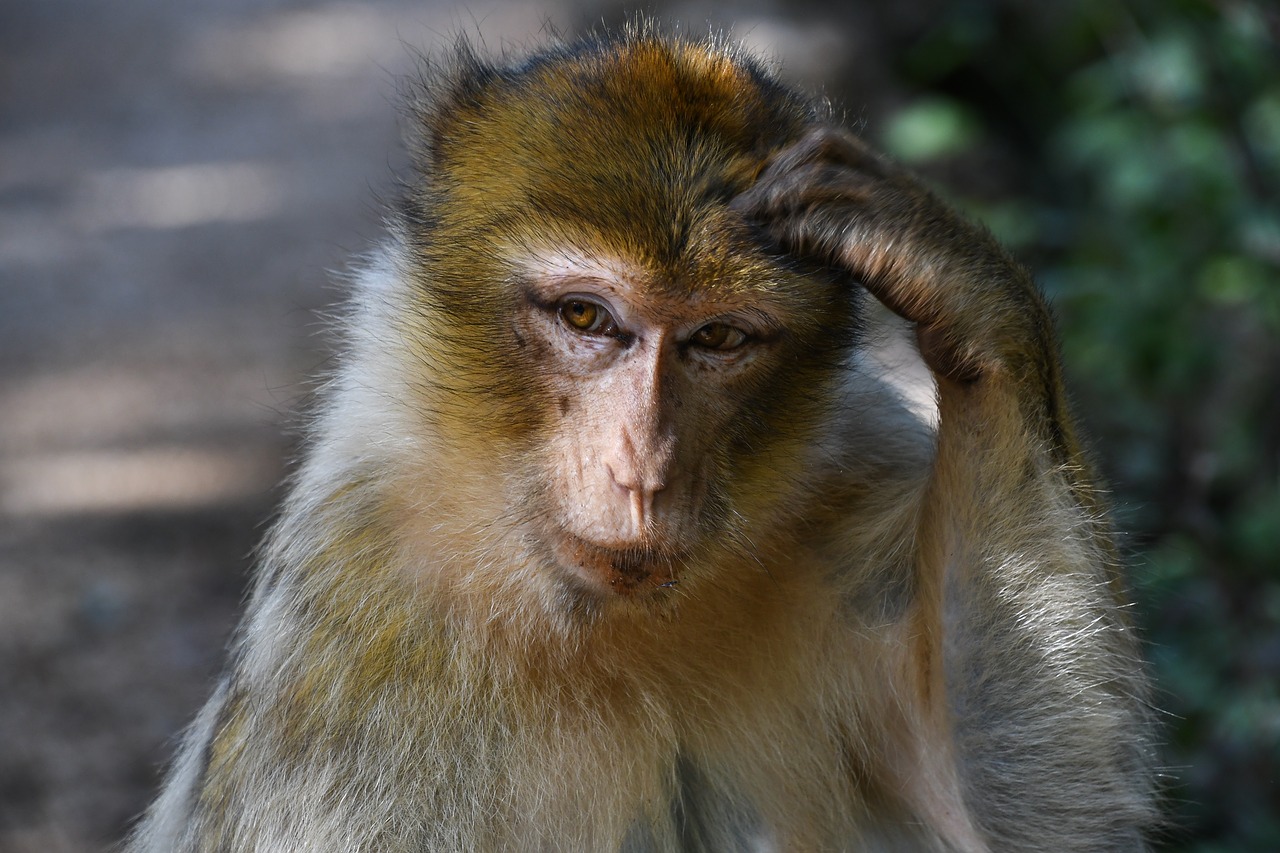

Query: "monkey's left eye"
(690, 323), (748, 351)
(558, 299), (616, 335)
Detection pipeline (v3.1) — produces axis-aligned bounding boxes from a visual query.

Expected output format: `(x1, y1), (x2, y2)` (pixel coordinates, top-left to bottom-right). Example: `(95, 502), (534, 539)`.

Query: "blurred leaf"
(1243, 92), (1280, 178)
(881, 97), (980, 163)
(965, 199), (1039, 248)
(1229, 487), (1280, 573)
(1198, 255), (1267, 306)
(1129, 31), (1204, 109)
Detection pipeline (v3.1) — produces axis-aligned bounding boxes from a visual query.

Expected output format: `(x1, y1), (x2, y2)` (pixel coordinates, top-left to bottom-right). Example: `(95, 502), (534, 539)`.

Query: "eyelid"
(688, 315), (754, 338)
(718, 312), (783, 343)
(556, 291), (617, 315)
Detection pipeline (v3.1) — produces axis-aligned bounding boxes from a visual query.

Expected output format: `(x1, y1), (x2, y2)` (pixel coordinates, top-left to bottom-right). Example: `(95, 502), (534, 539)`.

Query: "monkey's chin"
(548, 533), (684, 599)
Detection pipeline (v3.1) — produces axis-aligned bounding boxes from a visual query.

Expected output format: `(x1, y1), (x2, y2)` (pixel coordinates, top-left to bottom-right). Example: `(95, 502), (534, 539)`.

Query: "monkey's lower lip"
(550, 533), (683, 597)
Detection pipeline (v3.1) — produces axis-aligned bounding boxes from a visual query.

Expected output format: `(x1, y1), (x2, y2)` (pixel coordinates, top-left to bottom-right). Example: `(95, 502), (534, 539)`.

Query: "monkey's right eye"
(558, 299), (616, 335)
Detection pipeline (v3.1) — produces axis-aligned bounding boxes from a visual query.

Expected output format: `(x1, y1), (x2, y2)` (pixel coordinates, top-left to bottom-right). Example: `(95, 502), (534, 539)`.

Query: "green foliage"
(880, 1), (1280, 848)
(883, 97), (982, 162)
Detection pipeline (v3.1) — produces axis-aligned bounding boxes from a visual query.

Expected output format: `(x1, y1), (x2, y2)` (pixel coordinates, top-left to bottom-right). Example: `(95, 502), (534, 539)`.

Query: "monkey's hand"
(733, 127), (1056, 392)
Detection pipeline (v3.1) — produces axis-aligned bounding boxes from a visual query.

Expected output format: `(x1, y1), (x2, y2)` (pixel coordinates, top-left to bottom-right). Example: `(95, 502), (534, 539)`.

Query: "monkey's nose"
(606, 464), (666, 531)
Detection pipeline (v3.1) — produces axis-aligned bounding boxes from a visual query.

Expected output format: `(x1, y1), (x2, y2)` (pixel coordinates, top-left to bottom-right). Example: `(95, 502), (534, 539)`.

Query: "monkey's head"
(397, 30), (862, 604)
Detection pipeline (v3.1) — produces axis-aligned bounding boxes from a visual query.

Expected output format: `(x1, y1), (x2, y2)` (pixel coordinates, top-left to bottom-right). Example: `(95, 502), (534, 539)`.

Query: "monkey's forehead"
(425, 36), (813, 162)
(411, 35), (818, 275)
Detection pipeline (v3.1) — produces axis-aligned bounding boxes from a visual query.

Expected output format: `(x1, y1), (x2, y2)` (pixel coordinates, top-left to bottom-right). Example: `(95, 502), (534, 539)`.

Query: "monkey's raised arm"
(736, 127), (1157, 850)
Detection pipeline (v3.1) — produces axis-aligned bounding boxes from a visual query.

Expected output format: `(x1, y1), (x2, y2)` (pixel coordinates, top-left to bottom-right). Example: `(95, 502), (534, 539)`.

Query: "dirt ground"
(0, 2), (873, 849)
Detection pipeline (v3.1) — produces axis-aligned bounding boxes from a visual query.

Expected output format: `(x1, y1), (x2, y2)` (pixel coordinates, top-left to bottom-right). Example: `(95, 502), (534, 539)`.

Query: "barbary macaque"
(128, 24), (1156, 852)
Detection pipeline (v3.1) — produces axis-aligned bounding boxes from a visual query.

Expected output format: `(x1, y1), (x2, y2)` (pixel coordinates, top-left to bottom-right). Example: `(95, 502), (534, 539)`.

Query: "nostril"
(605, 463), (633, 495)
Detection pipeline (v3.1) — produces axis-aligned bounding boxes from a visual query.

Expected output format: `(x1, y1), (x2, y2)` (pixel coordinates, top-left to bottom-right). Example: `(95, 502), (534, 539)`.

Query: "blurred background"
(1, 0), (1276, 849)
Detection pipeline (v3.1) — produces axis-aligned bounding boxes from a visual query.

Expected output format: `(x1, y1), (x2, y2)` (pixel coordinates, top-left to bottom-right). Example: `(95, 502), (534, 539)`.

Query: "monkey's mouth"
(548, 532), (686, 598)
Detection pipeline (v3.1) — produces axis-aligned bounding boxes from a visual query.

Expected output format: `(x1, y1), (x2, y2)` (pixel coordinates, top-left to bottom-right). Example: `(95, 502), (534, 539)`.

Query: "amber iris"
(561, 299), (603, 332)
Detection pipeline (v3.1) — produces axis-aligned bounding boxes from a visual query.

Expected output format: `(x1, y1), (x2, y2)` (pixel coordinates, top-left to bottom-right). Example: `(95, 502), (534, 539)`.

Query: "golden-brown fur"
(127, 23), (1155, 852)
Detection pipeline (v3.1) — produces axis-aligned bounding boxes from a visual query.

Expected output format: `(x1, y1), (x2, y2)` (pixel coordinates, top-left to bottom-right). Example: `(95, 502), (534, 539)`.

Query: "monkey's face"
(501, 241), (856, 601)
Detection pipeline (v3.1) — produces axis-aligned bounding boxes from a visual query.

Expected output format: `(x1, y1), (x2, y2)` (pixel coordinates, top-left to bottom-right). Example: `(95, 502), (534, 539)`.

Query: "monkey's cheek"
(549, 535), (681, 599)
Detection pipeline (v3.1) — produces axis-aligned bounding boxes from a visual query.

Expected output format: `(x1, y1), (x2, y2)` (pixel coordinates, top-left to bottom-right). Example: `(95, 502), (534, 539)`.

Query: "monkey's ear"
(400, 37), (497, 176)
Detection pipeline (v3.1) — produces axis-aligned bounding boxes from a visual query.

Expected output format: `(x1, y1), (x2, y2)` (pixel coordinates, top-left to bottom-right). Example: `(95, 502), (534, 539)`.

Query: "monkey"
(127, 23), (1156, 853)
